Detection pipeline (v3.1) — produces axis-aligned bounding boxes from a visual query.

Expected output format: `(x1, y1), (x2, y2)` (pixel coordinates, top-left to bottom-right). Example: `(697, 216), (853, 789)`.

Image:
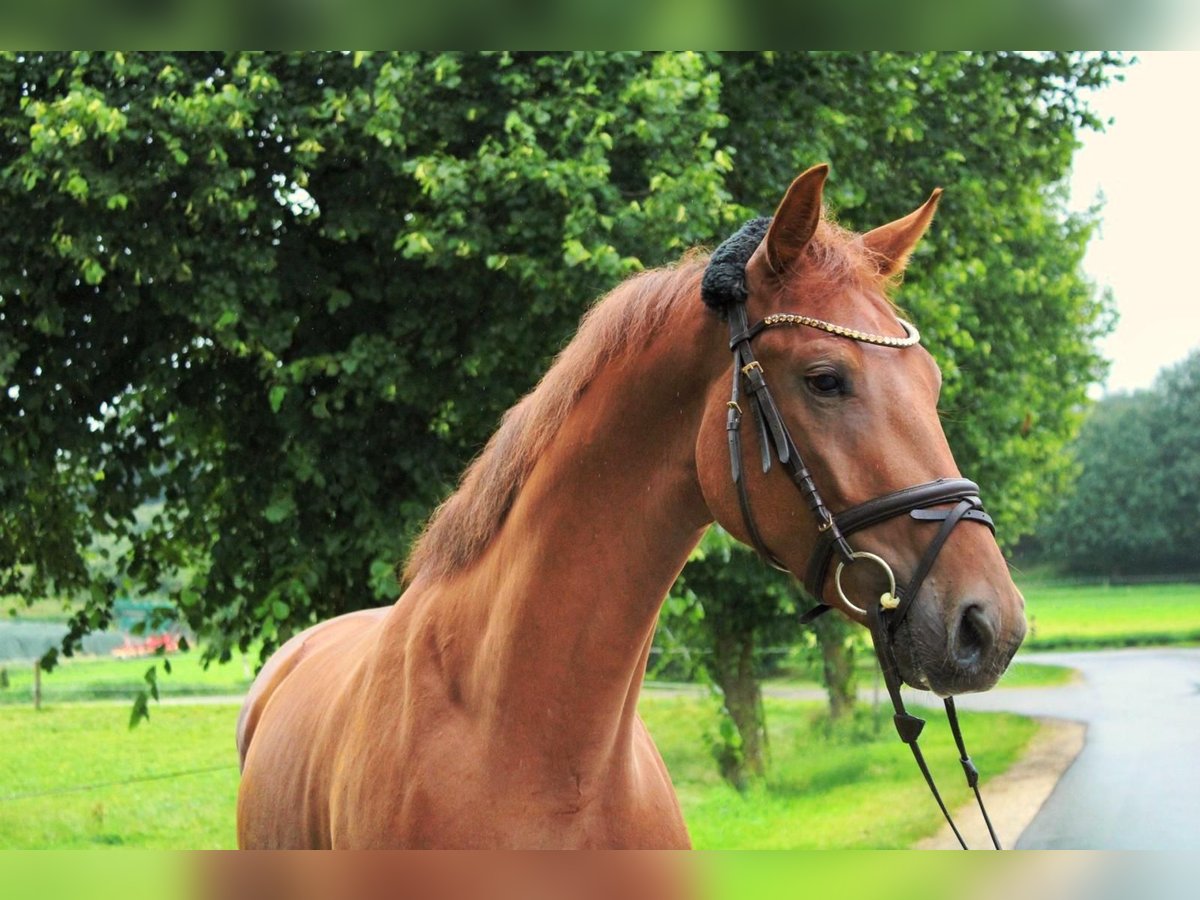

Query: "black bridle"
(704, 220), (1002, 850)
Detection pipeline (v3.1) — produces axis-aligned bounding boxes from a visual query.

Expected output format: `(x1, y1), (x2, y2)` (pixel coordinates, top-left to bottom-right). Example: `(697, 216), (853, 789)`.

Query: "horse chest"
(327, 709), (689, 849)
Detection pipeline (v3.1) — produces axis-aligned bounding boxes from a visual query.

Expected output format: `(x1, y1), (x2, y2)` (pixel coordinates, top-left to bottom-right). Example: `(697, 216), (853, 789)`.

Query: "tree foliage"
(0, 52), (1119, 692)
(0, 51), (739, 664)
(1035, 351), (1200, 576)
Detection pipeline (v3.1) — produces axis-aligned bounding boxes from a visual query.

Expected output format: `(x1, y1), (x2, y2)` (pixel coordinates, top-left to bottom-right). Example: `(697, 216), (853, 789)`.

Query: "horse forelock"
(702, 211), (900, 317)
(403, 257), (707, 585)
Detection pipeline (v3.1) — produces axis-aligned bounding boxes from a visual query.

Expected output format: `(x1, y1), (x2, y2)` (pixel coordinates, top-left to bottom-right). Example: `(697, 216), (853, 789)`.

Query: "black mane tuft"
(700, 217), (771, 316)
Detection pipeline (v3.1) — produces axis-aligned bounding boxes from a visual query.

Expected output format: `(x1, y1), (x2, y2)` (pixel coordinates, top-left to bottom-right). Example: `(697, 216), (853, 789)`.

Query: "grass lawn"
(2, 594), (79, 622)
(0, 651), (255, 705)
(650, 696), (1035, 849)
(994, 660), (1076, 687)
(0, 696), (1036, 850)
(1018, 581), (1200, 649)
(0, 704), (240, 849)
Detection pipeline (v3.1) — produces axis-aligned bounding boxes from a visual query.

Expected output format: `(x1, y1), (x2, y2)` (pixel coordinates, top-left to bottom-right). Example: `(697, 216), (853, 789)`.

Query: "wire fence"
(0, 763), (238, 803)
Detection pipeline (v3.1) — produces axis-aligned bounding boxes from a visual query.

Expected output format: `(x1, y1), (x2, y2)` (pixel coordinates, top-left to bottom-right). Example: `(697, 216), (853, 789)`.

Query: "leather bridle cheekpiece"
(702, 218), (1002, 850)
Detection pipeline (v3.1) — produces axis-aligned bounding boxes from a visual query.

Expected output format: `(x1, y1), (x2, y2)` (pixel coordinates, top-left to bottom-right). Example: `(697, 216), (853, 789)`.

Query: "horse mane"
(403, 213), (890, 585)
(403, 256), (707, 585)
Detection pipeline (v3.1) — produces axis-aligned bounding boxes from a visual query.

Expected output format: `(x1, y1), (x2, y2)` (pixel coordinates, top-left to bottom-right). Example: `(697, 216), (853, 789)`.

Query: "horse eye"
(806, 372), (843, 396)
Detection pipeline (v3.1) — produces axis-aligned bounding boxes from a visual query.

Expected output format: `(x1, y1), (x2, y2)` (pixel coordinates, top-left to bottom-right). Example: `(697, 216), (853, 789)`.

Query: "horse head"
(696, 165), (1026, 696)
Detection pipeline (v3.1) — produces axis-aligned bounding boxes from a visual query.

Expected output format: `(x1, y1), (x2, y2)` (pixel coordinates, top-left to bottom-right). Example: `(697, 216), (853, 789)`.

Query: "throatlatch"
(703, 218), (1002, 850)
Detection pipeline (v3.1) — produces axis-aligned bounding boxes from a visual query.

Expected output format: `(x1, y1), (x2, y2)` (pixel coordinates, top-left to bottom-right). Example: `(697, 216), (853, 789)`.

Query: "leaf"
(64, 173), (89, 200)
(268, 385), (287, 414)
(562, 239), (591, 267)
(129, 691), (150, 728)
(81, 258), (105, 285)
(263, 494), (296, 523)
(271, 599), (290, 620)
(327, 289), (352, 313)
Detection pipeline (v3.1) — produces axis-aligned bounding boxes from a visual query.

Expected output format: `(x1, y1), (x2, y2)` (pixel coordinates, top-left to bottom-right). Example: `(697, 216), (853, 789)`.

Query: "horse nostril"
(954, 603), (994, 669)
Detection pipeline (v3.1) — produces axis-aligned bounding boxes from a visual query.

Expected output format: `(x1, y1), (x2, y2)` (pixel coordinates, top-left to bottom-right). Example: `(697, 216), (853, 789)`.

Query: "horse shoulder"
(235, 606), (391, 769)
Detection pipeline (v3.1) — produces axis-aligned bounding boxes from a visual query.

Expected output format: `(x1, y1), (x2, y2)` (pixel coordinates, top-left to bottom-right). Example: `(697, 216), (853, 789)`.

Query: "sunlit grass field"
(0, 704), (240, 849)
(0, 651), (254, 705)
(0, 696), (1035, 850)
(651, 696), (1035, 850)
(2, 580), (1195, 849)
(1018, 581), (1200, 649)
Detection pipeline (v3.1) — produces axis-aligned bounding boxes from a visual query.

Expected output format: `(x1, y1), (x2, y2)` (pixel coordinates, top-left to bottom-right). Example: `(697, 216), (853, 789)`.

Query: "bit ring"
(834, 551), (898, 617)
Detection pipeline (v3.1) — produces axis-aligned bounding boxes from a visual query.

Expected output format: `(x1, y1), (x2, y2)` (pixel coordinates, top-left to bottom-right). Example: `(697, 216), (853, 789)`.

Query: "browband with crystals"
(761, 313), (920, 348)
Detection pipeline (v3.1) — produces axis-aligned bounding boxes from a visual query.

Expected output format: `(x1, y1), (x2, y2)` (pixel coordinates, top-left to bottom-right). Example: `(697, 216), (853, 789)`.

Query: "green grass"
(1019, 581), (1200, 650)
(0, 704), (240, 849)
(2, 594), (79, 623)
(0, 651), (254, 705)
(0, 696), (1036, 850)
(995, 660), (1076, 687)
(645, 695), (1036, 849)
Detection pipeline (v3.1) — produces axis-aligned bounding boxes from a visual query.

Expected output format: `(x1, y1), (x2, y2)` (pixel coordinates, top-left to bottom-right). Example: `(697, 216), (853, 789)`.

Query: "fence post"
(33, 661), (41, 710)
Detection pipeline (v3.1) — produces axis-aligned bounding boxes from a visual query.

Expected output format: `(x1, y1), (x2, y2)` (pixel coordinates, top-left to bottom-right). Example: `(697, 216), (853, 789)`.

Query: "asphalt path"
(948, 647), (1200, 849)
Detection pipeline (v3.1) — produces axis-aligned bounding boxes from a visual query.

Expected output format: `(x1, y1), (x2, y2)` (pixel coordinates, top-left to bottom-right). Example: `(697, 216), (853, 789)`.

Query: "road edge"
(914, 716), (1087, 850)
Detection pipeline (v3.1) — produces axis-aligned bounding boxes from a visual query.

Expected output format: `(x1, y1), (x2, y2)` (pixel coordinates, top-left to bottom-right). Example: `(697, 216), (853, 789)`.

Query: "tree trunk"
(813, 612), (857, 722)
(710, 629), (767, 790)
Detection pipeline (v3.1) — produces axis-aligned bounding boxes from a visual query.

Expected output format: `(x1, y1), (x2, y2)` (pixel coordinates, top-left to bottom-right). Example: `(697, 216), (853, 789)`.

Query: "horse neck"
(449, 301), (721, 765)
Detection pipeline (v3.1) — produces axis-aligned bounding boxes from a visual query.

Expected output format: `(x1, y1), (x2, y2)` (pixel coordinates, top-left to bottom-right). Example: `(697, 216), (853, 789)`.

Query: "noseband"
(704, 219), (1001, 849)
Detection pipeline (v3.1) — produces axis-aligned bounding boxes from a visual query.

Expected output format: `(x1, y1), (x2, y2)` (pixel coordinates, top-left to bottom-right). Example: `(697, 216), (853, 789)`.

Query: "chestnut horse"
(236, 166), (1026, 849)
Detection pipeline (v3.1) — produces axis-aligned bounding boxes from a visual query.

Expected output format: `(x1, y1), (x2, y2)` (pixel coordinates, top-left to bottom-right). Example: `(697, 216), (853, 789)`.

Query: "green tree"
(1036, 351), (1200, 576)
(0, 51), (738, 672)
(0, 53), (1119, 740)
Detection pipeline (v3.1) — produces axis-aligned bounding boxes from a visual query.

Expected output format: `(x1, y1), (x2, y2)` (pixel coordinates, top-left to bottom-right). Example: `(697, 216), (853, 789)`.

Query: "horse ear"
(762, 164), (829, 275)
(862, 188), (943, 277)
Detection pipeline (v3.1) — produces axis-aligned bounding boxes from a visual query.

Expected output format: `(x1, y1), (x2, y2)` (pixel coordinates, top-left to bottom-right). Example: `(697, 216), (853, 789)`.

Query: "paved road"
(948, 647), (1200, 849)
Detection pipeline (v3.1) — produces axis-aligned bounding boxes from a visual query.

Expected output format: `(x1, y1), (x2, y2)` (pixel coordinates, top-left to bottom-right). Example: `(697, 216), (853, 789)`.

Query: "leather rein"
(705, 221), (1002, 850)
